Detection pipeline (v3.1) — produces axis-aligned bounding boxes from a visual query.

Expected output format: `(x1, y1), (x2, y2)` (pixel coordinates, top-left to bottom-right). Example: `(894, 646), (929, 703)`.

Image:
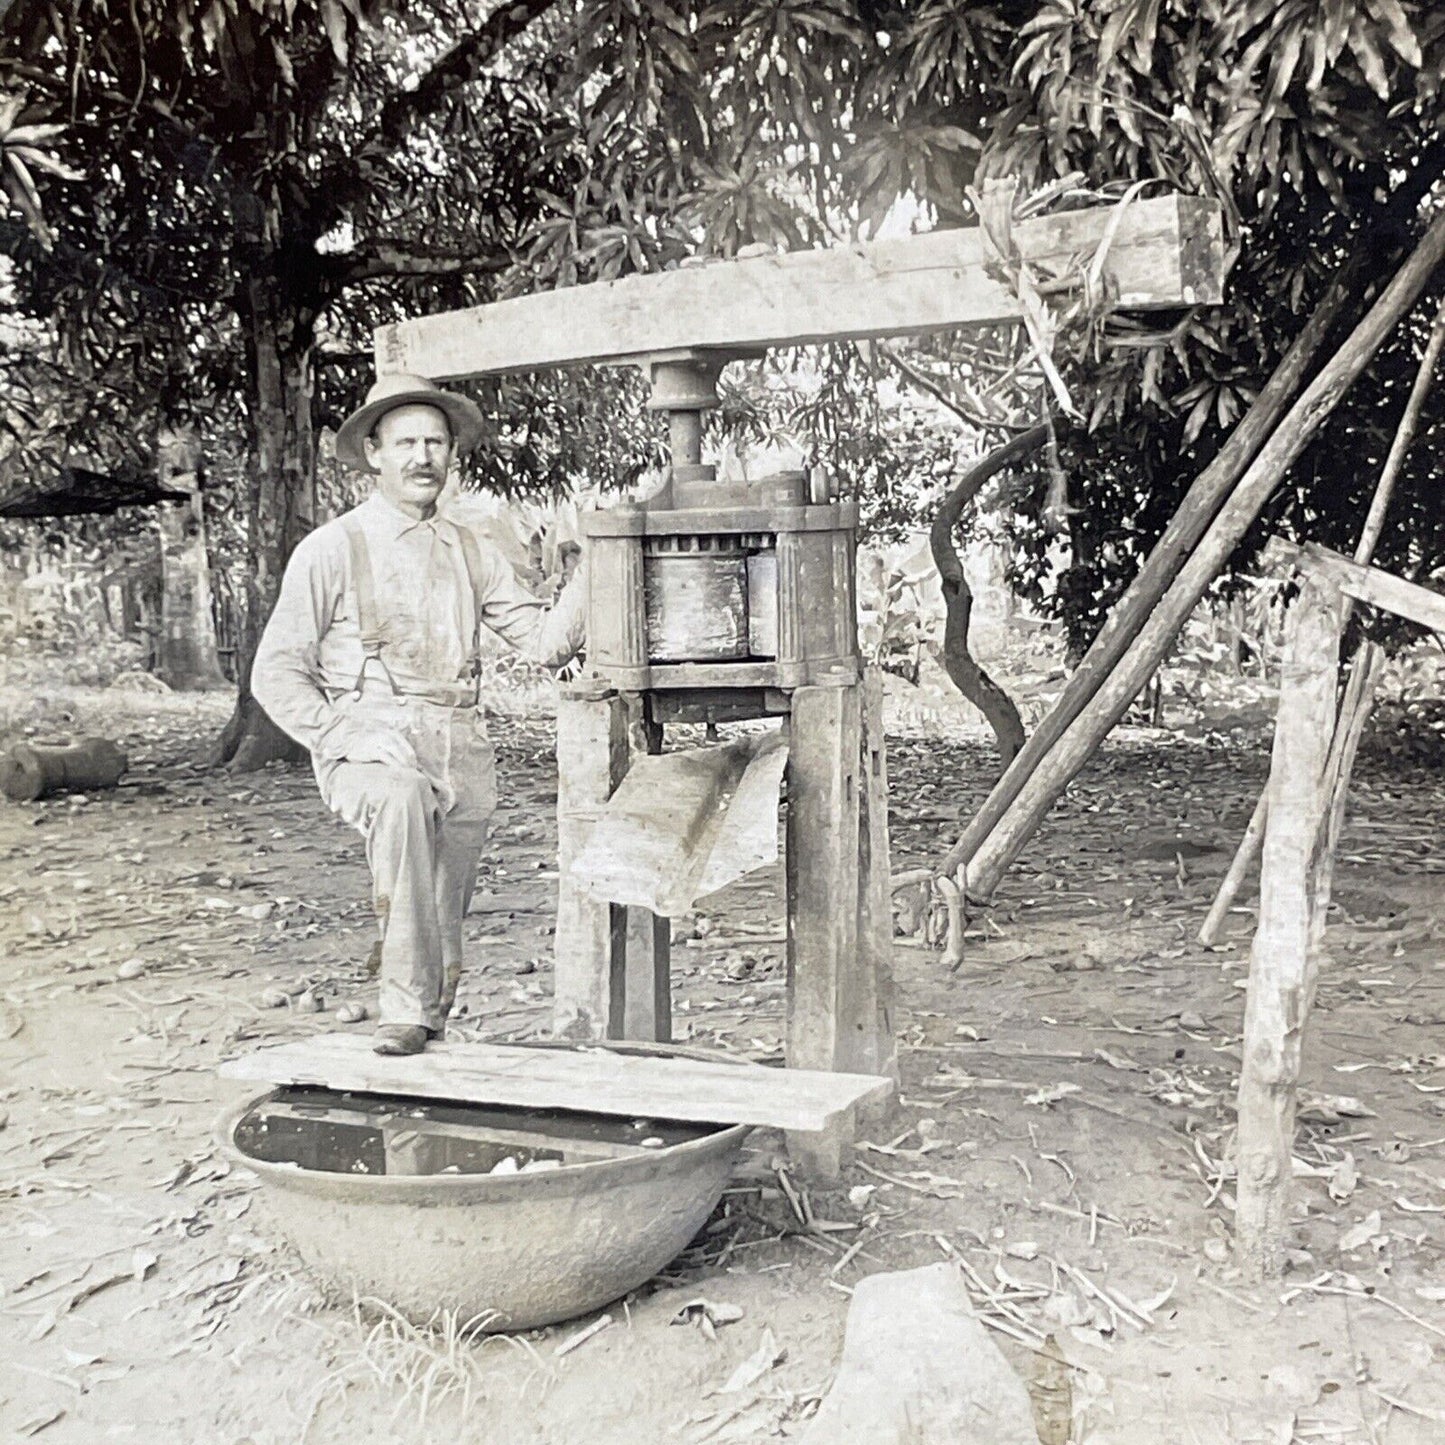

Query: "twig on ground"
(1283, 1281), (1445, 1343)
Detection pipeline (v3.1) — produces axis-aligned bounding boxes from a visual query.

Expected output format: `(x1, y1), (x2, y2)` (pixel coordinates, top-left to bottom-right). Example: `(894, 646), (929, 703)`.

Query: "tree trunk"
(928, 426), (1044, 768)
(957, 204), (1445, 904)
(213, 263), (317, 770)
(940, 211), (1404, 880)
(155, 423), (227, 690)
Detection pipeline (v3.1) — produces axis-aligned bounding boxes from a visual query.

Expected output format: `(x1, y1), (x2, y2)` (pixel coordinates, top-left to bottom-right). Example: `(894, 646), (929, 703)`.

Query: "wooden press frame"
(373, 194), (1226, 1172)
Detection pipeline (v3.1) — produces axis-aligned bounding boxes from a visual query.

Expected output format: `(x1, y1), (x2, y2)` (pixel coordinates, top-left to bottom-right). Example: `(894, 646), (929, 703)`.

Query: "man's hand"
(343, 731), (419, 770)
(319, 712), (419, 770)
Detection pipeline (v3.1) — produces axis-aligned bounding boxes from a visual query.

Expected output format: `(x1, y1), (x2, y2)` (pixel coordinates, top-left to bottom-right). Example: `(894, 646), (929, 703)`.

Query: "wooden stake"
(1235, 569), (1344, 1280)
(1312, 642), (1385, 923)
(786, 685), (862, 1081)
(1198, 790), (1267, 946)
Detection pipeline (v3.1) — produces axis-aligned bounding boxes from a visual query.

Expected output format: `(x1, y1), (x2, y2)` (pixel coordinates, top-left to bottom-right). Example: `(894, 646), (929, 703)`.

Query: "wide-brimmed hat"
(335, 372), (485, 473)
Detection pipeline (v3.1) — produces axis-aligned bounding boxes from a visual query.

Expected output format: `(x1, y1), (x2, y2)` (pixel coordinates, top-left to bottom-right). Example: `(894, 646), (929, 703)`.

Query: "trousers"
(320, 709), (497, 1032)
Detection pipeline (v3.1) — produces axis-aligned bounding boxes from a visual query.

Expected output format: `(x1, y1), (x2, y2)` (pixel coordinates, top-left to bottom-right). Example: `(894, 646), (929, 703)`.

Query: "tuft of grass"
(300, 1291), (548, 1439)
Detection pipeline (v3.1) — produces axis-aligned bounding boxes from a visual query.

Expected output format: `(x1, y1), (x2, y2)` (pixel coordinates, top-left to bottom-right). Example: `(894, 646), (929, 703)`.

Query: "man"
(252, 373), (586, 1055)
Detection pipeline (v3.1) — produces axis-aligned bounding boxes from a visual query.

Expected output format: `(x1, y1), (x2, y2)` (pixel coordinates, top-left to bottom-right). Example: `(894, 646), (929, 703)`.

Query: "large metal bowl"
(216, 1049), (749, 1331)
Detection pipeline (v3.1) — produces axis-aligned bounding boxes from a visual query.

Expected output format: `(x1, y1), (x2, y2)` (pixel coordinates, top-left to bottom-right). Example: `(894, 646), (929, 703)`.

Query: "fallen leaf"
(672, 1298), (745, 1337)
(1136, 1278), (1176, 1316)
(1094, 1048), (1142, 1071)
(719, 1327), (785, 1394)
(1025, 1083), (1082, 1107)
(1299, 1093), (1378, 1123)
(1328, 1153), (1358, 1203)
(1339, 1211), (1383, 1253)
(16, 1407), (65, 1437)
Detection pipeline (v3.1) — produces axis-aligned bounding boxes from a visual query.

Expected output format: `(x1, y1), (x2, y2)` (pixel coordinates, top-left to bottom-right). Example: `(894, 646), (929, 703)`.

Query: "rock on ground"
(798, 1262), (1041, 1445)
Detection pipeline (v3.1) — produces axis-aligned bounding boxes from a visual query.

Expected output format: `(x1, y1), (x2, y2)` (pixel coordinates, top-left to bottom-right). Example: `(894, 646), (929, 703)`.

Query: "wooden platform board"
(219, 1035), (894, 1134)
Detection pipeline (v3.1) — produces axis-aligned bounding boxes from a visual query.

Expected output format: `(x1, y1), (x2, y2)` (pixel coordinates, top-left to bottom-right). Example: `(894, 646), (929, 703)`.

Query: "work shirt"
(252, 492), (586, 810)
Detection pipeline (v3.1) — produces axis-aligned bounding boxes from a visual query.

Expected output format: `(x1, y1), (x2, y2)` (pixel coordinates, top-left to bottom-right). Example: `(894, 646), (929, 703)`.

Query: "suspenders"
(339, 517), (486, 704)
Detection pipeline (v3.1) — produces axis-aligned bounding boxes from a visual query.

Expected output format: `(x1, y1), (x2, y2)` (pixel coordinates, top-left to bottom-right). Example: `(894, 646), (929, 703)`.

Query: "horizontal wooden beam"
(375, 194), (1224, 380)
(220, 1034), (894, 1134)
(1300, 542), (1445, 635)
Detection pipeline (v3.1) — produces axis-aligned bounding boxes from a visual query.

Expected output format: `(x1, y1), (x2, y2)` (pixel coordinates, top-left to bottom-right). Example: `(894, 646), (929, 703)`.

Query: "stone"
(798, 1263), (1042, 1445)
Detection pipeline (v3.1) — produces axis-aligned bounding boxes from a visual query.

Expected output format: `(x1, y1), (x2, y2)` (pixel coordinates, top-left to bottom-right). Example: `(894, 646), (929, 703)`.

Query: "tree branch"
(332, 242), (511, 285)
(313, 0), (561, 231)
(928, 424), (1048, 769)
(878, 342), (1037, 434)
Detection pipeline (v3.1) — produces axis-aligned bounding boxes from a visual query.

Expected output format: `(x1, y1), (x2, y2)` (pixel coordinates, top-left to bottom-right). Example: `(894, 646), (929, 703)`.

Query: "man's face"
(365, 403), (455, 516)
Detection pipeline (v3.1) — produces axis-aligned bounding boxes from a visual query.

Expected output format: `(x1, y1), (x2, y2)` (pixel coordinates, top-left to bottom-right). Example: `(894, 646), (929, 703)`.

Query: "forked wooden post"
(1234, 568), (1345, 1279)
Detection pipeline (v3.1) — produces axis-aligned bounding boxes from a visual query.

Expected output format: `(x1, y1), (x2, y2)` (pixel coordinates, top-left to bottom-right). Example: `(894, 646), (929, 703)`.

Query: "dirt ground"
(2, 680), (1443, 1445)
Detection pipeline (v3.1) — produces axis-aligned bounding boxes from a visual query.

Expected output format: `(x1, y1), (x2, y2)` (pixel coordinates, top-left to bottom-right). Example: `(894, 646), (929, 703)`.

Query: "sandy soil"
(2, 683), (1443, 1444)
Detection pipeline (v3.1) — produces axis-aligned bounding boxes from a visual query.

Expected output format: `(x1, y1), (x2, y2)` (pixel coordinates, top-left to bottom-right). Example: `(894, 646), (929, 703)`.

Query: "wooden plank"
(571, 731), (787, 916)
(552, 693), (629, 1040)
(1300, 542), (1445, 634)
(1234, 570), (1344, 1280)
(376, 195), (1224, 380)
(219, 1035), (895, 1134)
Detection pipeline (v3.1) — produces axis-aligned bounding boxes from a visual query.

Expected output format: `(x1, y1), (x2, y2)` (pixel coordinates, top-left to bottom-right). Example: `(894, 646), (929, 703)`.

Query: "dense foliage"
(3, 0), (1444, 690)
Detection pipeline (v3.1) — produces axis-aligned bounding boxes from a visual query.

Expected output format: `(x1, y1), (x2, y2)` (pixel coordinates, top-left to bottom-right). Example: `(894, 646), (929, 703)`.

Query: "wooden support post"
(1235, 569), (1345, 1280)
(553, 691), (629, 1040)
(785, 679), (894, 1175)
(621, 694), (671, 1042)
(856, 669), (899, 1099)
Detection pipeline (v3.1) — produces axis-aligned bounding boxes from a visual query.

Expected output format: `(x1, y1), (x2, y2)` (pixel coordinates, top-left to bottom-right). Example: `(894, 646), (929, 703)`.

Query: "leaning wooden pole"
(958, 207), (1445, 904)
(1199, 291), (1445, 944)
(940, 245), (1369, 879)
(1234, 568), (1344, 1279)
